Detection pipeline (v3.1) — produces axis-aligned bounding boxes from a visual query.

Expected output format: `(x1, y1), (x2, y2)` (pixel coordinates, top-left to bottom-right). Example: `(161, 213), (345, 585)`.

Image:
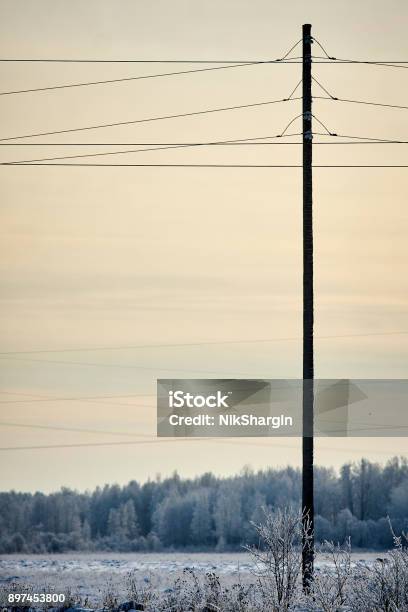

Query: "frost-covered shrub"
(304, 540), (352, 612)
(2, 508), (408, 611)
(246, 506), (311, 611)
(347, 531), (408, 612)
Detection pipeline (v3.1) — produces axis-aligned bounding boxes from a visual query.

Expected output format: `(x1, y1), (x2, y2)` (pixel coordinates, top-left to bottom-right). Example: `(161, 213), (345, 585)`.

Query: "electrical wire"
(0, 439), (208, 451)
(1, 141), (408, 146)
(277, 112), (333, 138)
(0, 40), (305, 65)
(0, 421), (153, 438)
(0, 388), (154, 408)
(0, 61), (272, 97)
(311, 76), (336, 99)
(4, 128), (407, 163)
(285, 79), (302, 100)
(312, 115), (334, 135)
(1, 330), (408, 356)
(0, 58), (303, 64)
(310, 38), (334, 60)
(0, 392), (156, 404)
(315, 96), (408, 111)
(2, 419), (406, 436)
(313, 131), (408, 143)
(278, 39), (303, 60)
(0, 438), (404, 454)
(279, 114), (303, 137)
(1, 132), (305, 165)
(2, 56), (408, 66)
(312, 55), (408, 69)
(0, 97), (299, 142)
(0, 53), (404, 99)
(0, 355), (263, 377)
(3, 163), (408, 167)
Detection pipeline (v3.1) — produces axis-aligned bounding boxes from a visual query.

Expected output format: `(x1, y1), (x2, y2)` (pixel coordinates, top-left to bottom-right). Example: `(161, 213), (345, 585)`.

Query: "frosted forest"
(1, 457), (408, 554)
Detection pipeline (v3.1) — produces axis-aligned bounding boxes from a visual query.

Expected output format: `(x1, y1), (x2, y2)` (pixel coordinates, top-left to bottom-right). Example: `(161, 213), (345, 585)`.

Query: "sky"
(0, 0), (407, 492)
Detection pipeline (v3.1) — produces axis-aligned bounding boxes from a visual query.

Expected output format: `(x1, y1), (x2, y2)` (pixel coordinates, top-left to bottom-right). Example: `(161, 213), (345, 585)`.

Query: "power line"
(0, 439), (205, 451)
(0, 397), (152, 405)
(0, 61), (272, 97)
(1, 94), (405, 148)
(0, 58), (303, 64)
(1, 132), (306, 165)
(0, 437), (404, 454)
(3, 328), (408, 371)
(14, 123), (393, 165)
(310, 38), (333, 60)
(279, 39), (303, 60)
(313, 56), (408, 69)
(0, 97), (299, 142)
(0, 41), (308, 97)
(270, 112), (332, 138)
(0, 388), (154, 408)
(316, 96), (408, 111)
(1, 56), (408, 65)
(311, 76), (334, 99)
(4, 127), (406, 161)
(1, 330), (407, 356)
(0, 391), (156, 404)
(1, 141), (408, 146)
(0, 439), (287, 452)
(284, 79), (302, 100)
(311, 115), (333, 135)
(2, 377), (403, 420)
(0, 376), (401, 407)
(314, 131), (408, 143)
(309, 38), (408, 69)
(0, 421), (152, 438)
(1, 419), (405, 437)
(3, 163), (408, 167)
(0, 355), (260, 377)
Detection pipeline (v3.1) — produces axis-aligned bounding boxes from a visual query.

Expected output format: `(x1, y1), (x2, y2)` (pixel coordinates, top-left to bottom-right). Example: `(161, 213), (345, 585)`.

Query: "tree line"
(1, 457), (407, 553)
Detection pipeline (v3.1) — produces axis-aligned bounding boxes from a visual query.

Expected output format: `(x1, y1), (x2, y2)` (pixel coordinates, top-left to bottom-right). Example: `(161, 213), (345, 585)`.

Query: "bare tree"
(307, 539), (352, 611)
(350, 529), (408, 612)
(246, 506), (312, 612)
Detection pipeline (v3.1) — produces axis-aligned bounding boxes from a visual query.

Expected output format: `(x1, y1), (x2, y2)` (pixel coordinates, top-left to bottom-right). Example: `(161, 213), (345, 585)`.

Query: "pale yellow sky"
(0, 0), (407, 492)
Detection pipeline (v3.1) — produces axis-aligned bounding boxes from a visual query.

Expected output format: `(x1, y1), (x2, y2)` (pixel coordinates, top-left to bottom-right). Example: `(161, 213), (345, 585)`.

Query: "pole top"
(303, 23), (312, 32)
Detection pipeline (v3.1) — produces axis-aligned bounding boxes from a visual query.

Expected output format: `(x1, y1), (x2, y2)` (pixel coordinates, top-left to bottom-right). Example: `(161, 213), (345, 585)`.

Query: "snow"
(0, 552), (384, 606)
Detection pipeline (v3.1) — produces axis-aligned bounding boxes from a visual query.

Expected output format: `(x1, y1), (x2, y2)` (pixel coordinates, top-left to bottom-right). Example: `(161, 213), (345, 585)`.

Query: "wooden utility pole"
(302, 22), (314, 591)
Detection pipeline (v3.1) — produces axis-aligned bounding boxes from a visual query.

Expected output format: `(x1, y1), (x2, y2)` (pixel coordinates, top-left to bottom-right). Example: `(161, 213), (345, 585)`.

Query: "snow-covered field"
(0, 552), (385, 605)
